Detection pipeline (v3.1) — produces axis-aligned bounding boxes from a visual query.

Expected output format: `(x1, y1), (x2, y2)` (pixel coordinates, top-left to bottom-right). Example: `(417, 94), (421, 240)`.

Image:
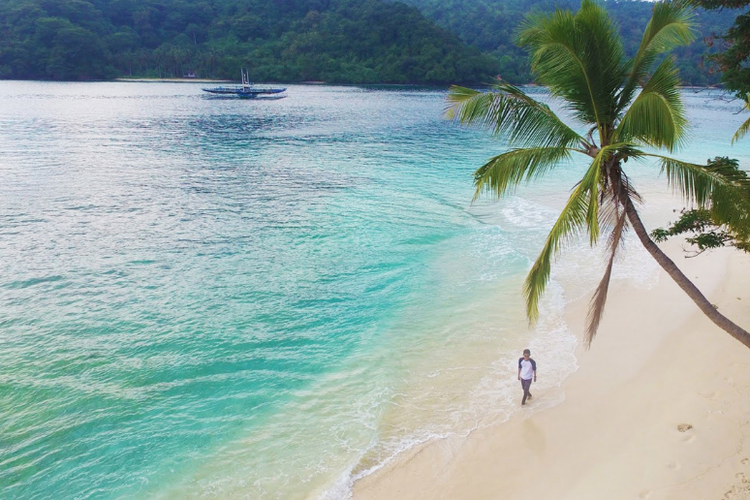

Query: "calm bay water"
(0, 82), (747, 500)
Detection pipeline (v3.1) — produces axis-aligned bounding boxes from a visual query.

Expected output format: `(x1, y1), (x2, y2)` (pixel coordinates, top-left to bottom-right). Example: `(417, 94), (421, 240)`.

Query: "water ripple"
(1, 82), (746, 500)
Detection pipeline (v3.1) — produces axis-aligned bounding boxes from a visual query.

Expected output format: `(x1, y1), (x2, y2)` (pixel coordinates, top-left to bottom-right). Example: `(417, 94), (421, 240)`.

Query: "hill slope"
(398, 0), (738, 85)
(0, 0), (498, 83)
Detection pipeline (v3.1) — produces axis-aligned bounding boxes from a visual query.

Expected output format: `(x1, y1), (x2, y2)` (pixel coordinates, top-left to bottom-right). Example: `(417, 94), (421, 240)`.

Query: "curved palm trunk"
(622, 196), (750, 349)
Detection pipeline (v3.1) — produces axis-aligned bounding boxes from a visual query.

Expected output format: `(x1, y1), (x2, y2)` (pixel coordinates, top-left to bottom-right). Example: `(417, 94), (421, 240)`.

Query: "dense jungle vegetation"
(0, 0), (739, 84)
(0, 0), (498, 83)
(399, 0), (739, 84)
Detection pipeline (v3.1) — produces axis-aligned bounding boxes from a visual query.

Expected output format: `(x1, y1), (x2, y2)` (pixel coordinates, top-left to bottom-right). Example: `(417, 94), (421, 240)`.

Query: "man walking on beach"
(518, 349), (537, 406)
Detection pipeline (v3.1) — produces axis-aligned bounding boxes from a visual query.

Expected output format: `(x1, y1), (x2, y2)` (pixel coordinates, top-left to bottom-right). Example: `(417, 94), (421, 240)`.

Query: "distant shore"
(115, 78), (233, 83)
(3, 79), (730, 93)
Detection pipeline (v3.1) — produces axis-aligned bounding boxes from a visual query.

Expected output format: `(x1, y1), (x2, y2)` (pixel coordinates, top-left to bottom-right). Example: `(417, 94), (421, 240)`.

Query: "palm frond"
(517, 0), (626, 130)
(585, 205), (628, 346)
(650, 153), (750, 209)
(619, 2), (695, 110)
(446, 83), (585, 149)
(524, 143), (639, 322)
(616, 57), (687, 151)
(703, 158), (750, 239)
(733, 116), (750, 144)
(524, 156), (605, 322)
(473, 147), (574, 200)
(524, 183), (590, 323)
(598, 186), (626, 226)
(583, 142), (640, 243)
(732, 94), (750, 144)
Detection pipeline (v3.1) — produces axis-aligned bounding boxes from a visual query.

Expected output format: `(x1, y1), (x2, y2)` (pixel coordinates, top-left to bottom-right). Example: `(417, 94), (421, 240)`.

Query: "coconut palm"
(447, 0), (750, 348)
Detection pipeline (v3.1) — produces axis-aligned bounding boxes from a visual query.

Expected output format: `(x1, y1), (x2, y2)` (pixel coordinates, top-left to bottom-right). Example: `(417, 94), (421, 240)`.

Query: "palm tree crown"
(447, 0), (750, 347)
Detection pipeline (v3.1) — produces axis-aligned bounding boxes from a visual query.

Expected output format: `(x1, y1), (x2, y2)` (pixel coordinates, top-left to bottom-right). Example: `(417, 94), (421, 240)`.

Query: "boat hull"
(202, 87), (286, 98)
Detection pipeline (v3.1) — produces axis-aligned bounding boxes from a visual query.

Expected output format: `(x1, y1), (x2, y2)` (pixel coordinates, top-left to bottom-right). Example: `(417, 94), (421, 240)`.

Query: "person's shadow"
(523, 418), (547, 455)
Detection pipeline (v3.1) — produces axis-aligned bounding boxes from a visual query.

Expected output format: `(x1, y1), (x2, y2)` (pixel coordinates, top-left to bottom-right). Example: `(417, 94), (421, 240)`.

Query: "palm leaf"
(733, 116), (750, 144)
(472, 146), (574, 200)
(703, 158), (750, 238)
(524, 143), (639, 321)
(657, 156), (750, 249)
(446, 83), (585, 149)
(517, 0), (626, 131)
(651, 153), (750, 208)
(584, 143), (640, 242)
(616, 57), (687, 151)
(524, 182), (590, 323)
(585, 204), (628, 346)
(732, 94), (750, 144)
(619, 2), (695, 111)
(524, 156), (604, 321)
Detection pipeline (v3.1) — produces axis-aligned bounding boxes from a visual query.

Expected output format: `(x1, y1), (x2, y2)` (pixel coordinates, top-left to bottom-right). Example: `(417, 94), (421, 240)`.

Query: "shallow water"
(0, 82), (747, 500)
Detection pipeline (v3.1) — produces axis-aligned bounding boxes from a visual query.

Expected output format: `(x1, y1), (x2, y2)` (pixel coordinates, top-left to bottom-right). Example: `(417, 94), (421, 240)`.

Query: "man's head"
(523, 349), (531, 359)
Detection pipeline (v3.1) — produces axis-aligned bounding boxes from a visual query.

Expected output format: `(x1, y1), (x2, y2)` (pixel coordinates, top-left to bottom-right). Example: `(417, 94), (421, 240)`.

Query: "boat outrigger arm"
(202, 69), (286, 98)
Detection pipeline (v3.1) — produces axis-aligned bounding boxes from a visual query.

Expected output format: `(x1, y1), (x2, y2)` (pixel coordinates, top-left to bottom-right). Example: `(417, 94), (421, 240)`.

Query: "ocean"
(0, 81), (747, 500)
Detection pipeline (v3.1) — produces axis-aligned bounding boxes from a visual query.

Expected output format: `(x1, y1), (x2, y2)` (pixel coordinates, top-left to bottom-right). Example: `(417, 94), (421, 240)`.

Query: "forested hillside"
(398, 0), (738, 85)
(0, 0), (739, 84)
(0, 0), (498, 83)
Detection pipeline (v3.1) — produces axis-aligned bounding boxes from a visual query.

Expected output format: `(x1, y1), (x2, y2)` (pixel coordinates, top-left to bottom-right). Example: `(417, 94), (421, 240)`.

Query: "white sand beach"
(352, 237), (750, 499)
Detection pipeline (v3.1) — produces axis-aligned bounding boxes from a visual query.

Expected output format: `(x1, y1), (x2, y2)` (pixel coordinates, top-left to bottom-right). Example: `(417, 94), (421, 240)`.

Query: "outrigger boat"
(202, 69), (286, 98)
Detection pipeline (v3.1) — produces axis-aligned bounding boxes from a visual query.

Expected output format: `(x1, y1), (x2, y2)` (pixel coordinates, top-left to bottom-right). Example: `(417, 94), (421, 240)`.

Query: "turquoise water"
(0, 82), (747, 500)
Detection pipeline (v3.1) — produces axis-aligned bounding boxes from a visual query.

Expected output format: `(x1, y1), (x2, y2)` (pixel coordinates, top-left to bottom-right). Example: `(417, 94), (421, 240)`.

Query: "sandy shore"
(115, 78), (232, 83)
(352, 239), (750, 499)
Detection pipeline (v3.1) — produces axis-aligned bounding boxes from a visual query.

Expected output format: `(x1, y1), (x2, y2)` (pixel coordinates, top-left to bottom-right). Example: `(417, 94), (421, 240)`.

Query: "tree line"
(0, 0), (742, 85)
(400, 0), (741, 85)
(0, 0), (498, 83)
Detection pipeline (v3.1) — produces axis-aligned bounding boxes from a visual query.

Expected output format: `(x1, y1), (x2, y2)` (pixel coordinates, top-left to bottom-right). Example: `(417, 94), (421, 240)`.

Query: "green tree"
(0, 0), (499, 83)
(690, 0), (750, 95)
(47, 24), (108, 79)
(400, 0), (736, 85)
(447, 0), (750, 347)
(651, 157), (750, 255)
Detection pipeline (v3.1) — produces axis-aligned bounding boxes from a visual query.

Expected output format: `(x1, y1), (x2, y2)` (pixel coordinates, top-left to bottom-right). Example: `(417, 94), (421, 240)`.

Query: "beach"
(352, 237), (750, 499)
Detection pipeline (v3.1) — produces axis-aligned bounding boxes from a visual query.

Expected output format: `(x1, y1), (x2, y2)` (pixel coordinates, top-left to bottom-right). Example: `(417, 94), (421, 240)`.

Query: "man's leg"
(521, 379), (531, 405)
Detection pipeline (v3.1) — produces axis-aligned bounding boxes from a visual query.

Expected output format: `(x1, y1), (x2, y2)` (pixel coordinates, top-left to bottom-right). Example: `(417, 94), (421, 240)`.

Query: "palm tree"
(447, 0), (750, 348)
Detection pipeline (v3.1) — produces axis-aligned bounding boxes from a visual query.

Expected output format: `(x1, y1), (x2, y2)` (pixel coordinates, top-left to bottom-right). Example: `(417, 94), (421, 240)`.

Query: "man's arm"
(517, 358), (522, 380)
(532, 359), (537, 381)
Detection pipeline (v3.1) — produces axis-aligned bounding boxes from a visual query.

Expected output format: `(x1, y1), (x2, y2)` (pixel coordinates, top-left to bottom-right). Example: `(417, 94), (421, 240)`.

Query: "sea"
(0, 81), (747, 500)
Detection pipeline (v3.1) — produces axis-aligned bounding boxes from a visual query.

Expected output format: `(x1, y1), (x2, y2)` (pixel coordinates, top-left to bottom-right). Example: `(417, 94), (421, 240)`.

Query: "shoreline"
(114, 78), (233, 83)
(350, 239), (750, 499)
